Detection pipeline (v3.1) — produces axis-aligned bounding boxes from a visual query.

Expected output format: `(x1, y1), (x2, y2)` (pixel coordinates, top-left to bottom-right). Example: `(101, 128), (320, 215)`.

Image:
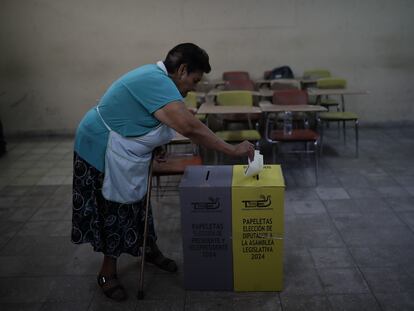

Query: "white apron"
(96, 106), (174, 203)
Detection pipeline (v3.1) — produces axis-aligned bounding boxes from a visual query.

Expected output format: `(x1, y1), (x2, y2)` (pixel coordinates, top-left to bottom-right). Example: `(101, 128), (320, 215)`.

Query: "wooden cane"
(137, 152), (155, 300)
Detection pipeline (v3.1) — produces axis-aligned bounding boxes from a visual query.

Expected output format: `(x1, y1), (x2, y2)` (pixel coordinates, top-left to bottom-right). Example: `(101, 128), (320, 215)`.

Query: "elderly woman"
(71, 43), (254, 301)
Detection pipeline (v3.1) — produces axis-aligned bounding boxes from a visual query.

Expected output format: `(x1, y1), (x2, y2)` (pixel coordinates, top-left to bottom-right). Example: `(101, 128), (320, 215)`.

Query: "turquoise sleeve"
(124, 72), (183, 114)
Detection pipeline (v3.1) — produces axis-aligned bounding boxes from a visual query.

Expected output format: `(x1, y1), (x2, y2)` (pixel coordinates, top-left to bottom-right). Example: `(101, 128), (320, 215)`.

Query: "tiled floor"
(0, 127), (414, 310)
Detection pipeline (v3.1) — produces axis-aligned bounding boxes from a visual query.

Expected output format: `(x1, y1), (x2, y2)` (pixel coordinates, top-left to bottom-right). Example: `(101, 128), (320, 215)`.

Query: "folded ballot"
(244, 150), (263, 177)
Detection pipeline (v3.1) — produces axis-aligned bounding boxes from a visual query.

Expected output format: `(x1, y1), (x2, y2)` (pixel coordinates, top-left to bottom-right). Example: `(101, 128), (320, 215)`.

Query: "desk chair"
(215, 90), (261, 130)
(264, 89), (320, 184)
(214, 91), (261, 163)
(224, 79), (259, 106)
(317, 78), (359, 157)
(302, 69), (339, 110)
(152, 139), (202, 197)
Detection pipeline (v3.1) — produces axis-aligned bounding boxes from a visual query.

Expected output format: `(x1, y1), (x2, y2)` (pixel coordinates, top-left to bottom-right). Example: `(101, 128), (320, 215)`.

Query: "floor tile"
(0, 277), (56, 303)
(317, 268), (370, 294)
(375, 292), (414, 311)
(280, 294), (332, 311)
(309, 248), (355, 268)
(327, 294), (381, 311)
(316, 187), (350, 200)
(360, 266), (414, 293)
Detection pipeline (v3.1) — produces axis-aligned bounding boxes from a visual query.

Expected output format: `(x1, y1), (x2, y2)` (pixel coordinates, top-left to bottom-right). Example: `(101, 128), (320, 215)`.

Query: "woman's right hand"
(232, 141), (255, 161)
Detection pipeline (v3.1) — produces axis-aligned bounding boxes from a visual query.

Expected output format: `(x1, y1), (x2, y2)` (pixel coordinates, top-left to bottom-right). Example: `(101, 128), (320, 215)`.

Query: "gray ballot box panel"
(179, 166), (233, 290)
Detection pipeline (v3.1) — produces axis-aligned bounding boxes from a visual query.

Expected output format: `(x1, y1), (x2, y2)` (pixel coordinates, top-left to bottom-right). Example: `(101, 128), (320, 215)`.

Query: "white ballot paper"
(244, 150), (264, 177)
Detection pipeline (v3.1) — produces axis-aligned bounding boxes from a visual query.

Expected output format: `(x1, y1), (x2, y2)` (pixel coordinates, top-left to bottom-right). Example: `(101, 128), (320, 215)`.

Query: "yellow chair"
(184, 91), (205, 122)
(303, 69), (339, 110)
(214, 91), (261, 162)
(303, 69), (331, 80)
(215, 90), (261, 130)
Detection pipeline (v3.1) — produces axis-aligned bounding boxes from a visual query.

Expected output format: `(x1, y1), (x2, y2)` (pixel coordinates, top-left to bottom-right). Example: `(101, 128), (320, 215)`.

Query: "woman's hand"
(232, 140), (255, 161)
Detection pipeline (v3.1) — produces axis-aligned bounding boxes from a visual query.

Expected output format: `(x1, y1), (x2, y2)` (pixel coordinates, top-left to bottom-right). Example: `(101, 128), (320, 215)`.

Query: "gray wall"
(1, 0), (413, 135)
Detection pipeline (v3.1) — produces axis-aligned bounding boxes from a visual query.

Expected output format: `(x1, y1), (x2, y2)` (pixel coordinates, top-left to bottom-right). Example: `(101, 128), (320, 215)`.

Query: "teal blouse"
(74, 63), (183, 172)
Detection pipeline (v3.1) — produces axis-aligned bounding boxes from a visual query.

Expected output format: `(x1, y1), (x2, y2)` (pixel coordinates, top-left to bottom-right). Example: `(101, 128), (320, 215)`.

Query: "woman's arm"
(153, 101), (255, 160)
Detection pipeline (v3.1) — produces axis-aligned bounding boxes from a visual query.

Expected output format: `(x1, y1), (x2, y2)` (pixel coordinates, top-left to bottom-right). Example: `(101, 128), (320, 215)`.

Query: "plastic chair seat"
(215, 129), (261, 142)
(270, 129), (320, 142)
(319, 111), (358, 121)
(317, 78), (347, 89)
(303, 69), (331, 80)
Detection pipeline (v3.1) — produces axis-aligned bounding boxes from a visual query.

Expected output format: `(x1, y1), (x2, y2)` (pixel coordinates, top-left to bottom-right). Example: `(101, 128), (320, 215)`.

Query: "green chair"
(184, 91), (205, 122)
(303, 69), (339, 111)
(317, 78), (359, 157)
(303, 69), (331, 80)
(214, 91), (261, 163)
(317, 78), (347, 89)
(216, 90), (261, 130)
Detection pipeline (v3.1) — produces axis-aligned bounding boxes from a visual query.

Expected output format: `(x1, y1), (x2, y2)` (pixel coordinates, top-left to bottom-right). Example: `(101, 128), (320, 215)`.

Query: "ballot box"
(179, 165), (233, 290)
(231, 165), (285, 291)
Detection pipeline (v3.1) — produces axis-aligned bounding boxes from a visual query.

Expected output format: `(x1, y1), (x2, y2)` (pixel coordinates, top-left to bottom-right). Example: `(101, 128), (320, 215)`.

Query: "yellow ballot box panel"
(232, 165), (285, 291)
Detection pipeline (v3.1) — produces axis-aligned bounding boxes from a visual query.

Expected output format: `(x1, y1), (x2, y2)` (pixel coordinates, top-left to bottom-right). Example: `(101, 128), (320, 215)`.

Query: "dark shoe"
(145, 244), (178, 273)
(97, 274), (128, 301)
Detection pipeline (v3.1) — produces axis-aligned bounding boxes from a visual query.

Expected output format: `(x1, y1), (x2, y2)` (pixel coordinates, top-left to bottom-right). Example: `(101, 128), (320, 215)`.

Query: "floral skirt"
(71, 152), (156, 258)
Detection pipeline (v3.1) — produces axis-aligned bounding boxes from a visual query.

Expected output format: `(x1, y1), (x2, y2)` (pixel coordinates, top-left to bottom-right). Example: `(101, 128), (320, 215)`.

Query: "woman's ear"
(178, 64), (188, 79)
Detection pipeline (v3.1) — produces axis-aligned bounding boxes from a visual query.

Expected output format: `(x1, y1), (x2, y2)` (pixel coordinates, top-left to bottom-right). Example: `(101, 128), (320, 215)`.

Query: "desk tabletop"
(259, 102), (327, 113)
(197, 103), (262, 114)
(307, 88), (369, 96)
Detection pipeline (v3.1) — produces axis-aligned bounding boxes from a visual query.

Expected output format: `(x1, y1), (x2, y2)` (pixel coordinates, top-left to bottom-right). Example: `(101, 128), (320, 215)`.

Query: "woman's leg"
(99, 255), (117, 277)
(97, 255), (127, 301)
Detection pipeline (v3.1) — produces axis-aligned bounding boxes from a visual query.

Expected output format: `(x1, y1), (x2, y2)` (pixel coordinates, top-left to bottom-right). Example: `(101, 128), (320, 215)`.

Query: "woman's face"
(171, 66), (203, 97)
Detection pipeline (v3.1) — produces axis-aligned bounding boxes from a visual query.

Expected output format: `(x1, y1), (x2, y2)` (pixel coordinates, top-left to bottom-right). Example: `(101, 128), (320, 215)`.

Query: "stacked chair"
(303, 69), (339, 111)
(214, 90), (261, 163)
(222, 71), (251, 81)
(271, 79), (301, 91)
(218, 70), (260, 132)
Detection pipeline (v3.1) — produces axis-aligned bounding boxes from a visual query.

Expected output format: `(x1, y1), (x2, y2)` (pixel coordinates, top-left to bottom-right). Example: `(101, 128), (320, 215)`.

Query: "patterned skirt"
(71, 152), (156, 258)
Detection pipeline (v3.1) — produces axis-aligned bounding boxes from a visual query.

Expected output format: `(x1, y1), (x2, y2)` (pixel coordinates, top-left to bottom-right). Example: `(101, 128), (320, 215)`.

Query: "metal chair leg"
(314, 140), (319, 186)
(343, 120), (346, 145)
(320, 121), (324, 156)
(355, 119), (359, 158)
